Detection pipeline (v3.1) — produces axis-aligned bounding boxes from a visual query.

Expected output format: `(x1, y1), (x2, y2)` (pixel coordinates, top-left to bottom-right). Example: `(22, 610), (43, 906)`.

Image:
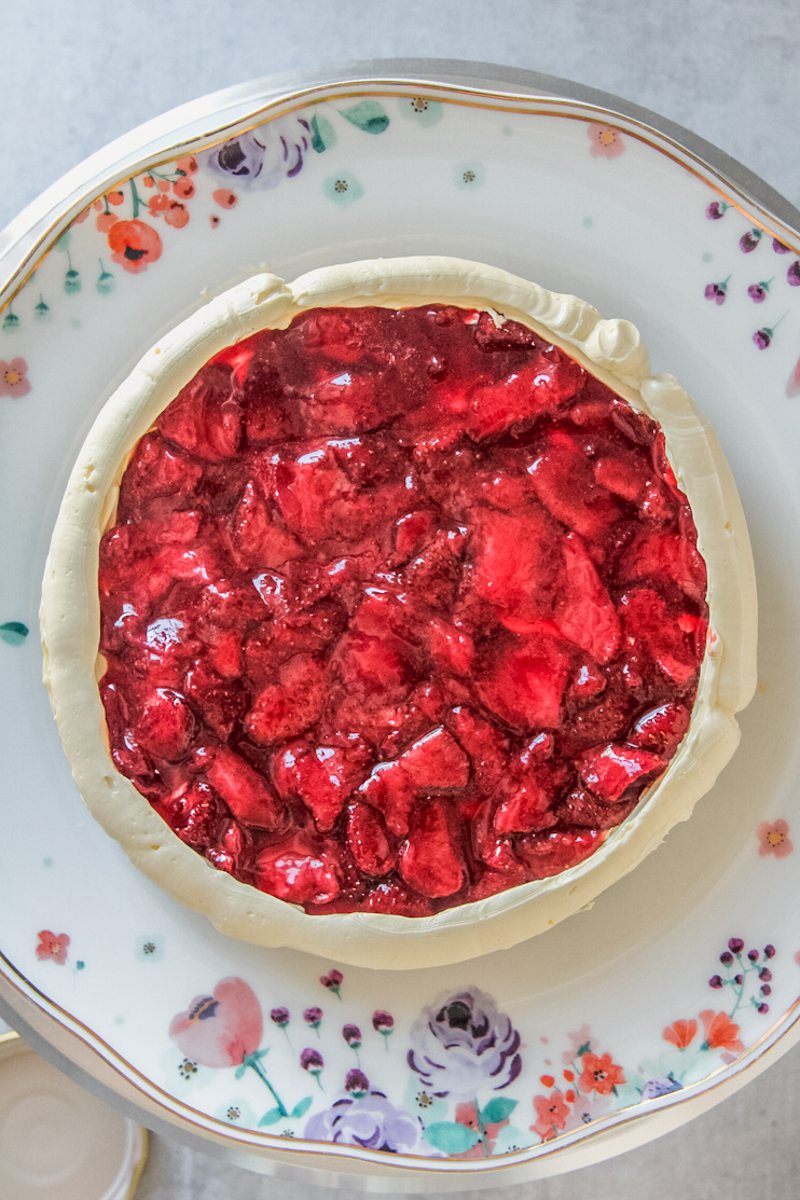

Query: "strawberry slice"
(620, 587), (705, 685)
(400, 726), (470, 791)
(254, 834), (342, 904)
(118, 432), (203, 514)
(231, 481), (303, 568)
(527, 429), (622, 540)
(399, 799), (465, 898)
(445, 706), (510, 791)
(272, 739), (369, 831)
(578, 742), (665, 804)
(245, 653), (327, 744)
(593, 455), (647, 502)
(358, 760), (415, 836)
(465, 354), (584, 441)
(425, 618), (475, 676)
(295, 309), (367, 364)
(553, 533), (621, 663)
(162, 780), (220, 849)
(516, 828), (604, 879)
(392, 510), (439, 564)
(618, 530), (707, 602)
(184, 659), (246, 738)
(558, 788), (638, 830)
(345, 802), (395, 877)
(629, 702), (691, 755)
(133, 688), (197, 761)
(469, 505), (561, 620)
(205, 745), (285, 829)
(475, 634), (570, 730)
(401, 532), (464, 608)
(157, 362), (242, 461)
(332, 630), (414, 702)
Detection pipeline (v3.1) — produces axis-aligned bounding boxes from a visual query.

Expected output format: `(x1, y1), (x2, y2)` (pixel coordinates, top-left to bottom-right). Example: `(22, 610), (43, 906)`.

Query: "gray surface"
(3, 1), (798, 1195)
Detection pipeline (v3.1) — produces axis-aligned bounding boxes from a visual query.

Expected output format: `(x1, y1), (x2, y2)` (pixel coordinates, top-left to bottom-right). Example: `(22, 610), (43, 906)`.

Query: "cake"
(40, 258), (757, 968)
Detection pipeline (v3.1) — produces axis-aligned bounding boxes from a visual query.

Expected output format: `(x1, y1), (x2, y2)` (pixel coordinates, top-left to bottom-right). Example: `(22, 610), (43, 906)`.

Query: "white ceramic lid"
(0, 1033), (147, 1200)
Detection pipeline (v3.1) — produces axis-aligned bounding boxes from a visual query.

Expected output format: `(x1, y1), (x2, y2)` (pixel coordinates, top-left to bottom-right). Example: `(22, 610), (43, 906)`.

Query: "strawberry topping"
(98, 304), (708, 916)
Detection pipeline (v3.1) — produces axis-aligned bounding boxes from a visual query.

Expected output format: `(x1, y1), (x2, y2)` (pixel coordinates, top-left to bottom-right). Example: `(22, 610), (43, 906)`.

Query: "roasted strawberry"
(254, 835), (342, 904)
(400, 726), (470, 791)
(245, 653), (327, 744)
(118, 432), (203, 514)
(272, 739), (370, 831)
(230, 480), (303, 568)
(204, 745), (285, 829)
(157, 361), (242, 461)
(469, 505), (561, 620)
(629, 702), (691, 755)
(445, 706), (510, 791)
(578, 742), (665, 804)
(516, 828), (604, 879)
(620, 587), (705, 686)
(184, 659), (246, 739)
(133, 688), (197, 761)
(618, 530), (707, 603)
(357, 760), (415, 837)
(399, 799), (465, 898)
(475, 634), (570, 730)
(553, 533), (621, 663)
(527, 428), (622, 541)
(345, 802), (395, 877)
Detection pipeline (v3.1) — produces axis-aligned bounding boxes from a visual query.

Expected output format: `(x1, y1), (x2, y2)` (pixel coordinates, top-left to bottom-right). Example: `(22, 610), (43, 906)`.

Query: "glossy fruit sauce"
(98, 304), (708, 916)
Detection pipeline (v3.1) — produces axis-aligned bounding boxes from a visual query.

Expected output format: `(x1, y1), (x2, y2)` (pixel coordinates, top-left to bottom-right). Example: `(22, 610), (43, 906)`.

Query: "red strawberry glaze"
(98, 305), (708, 915)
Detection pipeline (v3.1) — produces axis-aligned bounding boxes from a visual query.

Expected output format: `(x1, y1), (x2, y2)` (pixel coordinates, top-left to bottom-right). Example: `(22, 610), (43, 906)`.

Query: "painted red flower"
(107, 219), (162, 274)
(579, 1051), (625, 1095)
(663, 1018), (698, 1050)
(758, 819), (793, 858)
(588, 123), (625, 159)
(699, 1009), (743, 1053)
(531, 1090), (570, 1141)
(0, 358), (31, 398)
(169, 977), (263, 1068)
(36, 930), (70, 964)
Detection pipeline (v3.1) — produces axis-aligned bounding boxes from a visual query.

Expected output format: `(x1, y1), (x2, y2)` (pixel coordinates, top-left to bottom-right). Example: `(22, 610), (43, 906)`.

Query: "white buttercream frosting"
(40, 257), (758, 969)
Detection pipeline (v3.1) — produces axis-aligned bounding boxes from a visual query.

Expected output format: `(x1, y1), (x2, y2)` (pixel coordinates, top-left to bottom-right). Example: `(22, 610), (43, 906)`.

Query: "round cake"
(40, 257), (757, 968)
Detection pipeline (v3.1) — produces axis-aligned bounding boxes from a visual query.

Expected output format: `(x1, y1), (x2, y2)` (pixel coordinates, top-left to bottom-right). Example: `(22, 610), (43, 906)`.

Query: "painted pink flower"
(169, 977), (263, 1068)
(561, 1023), (592, 1066)
(531, 1090), (571, 1141)
(758, 819), (793, 858)
(662, 1018), (698, 1050)
(579, 1051), (625, 1095)
(0, 358), (31, 398)
(787, 358), (800, 399)
(454, 1100), (510, 1157)
(699, 1009), (743, 1053)
(588, 123), (625, 159)
(36, 930), (69, 964)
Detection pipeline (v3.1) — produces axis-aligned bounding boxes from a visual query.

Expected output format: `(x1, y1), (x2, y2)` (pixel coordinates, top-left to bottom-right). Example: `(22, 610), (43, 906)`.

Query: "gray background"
(3, 2), (798, 1196)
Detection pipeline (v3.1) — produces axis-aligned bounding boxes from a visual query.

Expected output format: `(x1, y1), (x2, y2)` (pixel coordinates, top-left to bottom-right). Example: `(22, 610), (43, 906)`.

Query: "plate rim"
(2, 58), (799, 1183)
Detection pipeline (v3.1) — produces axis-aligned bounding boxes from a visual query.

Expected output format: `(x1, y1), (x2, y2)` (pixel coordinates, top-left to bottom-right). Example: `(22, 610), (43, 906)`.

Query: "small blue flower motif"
(215, 1098), (256, 1127)
(135, 936), (164, 963)
(454, 162), (485, 190)
(400, 96), (444, 127)
(323, 172), (364, 206)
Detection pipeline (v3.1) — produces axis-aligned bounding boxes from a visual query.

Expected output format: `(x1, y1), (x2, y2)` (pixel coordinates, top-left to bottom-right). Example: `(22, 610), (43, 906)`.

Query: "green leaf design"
(577, 1041), (591, 1056)
(291, 1095), (313, 1118)
(424, 1120), (481, 1155)
(0, 622), (29, 646)
(480, 1096), (518, 1124)
(310, 113), (336, 153)
(340, 101), (390, 135)
(258, 1106), (284, 1127)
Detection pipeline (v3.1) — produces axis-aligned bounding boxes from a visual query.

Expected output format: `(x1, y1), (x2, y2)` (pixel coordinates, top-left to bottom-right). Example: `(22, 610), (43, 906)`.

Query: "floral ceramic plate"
(1, 61), (800, 1188)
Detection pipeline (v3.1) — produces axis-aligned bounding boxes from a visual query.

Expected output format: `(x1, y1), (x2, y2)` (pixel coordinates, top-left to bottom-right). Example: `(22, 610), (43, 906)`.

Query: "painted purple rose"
(407, 987), (522, 1099)
(270, 1006), (290, 1028)
(747, 280), (772, 303)
(373, 1010), (394, 1033)
(705, 200), (728, 220)
(641, 1074), (682, 1100)
(342, 1024), (362, 1049)
(204, 116), (312, 189)
(704, 281), (728, 305)
(305, 1083), (421, 1153)
(303, 1006), (323, 1029)
(773, 238), (790, 254)
(787, 261), (800, 287)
